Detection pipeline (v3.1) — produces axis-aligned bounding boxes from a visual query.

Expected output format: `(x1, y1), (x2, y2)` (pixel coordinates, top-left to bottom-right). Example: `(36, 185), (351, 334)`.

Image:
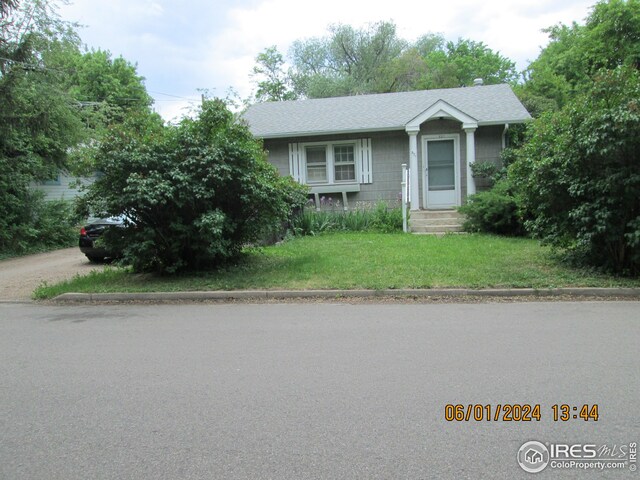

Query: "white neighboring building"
(32, 171), (97, 201)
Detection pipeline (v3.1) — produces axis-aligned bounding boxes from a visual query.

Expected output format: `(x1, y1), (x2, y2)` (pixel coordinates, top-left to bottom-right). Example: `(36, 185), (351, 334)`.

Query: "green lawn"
(34, 233), (640, 299)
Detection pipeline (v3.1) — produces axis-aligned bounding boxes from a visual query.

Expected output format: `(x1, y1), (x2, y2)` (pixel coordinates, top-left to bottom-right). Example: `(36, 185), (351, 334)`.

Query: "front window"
(305, 146), (327, 183)
(333, 145), (356, 182)
(304, 142), (356, 184)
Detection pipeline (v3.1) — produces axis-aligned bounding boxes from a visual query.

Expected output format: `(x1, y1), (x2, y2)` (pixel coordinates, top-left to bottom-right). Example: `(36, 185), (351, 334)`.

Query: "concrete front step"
(409, 209), (465, 234)
(411, 217), (464, 226)
(410, 209), (464, 220)
(411, 225), (465, 234)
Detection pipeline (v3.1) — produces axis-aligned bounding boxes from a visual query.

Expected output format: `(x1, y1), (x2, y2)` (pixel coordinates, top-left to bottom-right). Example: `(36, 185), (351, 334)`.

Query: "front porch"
(400, 163), (465, 234)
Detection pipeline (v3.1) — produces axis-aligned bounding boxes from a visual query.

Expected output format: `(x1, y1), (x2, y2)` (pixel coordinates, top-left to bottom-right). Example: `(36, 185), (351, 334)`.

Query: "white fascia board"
(254, 126), (405, 140)
(405, 99), (478, 131)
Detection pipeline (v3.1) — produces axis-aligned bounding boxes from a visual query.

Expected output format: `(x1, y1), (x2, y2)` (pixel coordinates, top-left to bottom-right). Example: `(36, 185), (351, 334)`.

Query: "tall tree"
(510, 1), (640, 271)
(511, 66), (640, 273)
(0, 0), (87, 251)
(289, 21), (407, 98)
(250, 45), (297, 102)
(409, 36), (518, 90)
(436, 39), (518, 87)
(59, 48), (158, 175)
(523, 0), (640, 110)
(0, 0), (86, 176)
(65, 50), (152, 112)
(252, 22), (519, 100)
(0, 0), (155, 252)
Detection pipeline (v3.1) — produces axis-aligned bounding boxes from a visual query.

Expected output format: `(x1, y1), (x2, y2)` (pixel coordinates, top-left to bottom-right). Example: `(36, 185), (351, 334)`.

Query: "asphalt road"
(1, 302), (638, 479)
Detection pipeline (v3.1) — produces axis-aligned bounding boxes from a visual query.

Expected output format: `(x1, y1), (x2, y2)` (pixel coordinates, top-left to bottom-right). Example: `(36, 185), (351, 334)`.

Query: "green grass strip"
(34, 233), (640, 299)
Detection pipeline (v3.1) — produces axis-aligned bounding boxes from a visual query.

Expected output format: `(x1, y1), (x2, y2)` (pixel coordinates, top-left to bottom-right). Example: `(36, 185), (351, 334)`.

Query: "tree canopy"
(507, 0), (640, 273)
(250, 21), (518, 101)
(0, 0), (155, 253)
(251, 45), (296, 102)
(522, 0), (640, 110)
(511, 67), (640, 274)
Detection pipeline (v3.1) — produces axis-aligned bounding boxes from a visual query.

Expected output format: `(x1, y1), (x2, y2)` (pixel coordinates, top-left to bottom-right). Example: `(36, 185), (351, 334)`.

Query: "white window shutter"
(288, 143), (304, 183)
(358, 138), (372, 184)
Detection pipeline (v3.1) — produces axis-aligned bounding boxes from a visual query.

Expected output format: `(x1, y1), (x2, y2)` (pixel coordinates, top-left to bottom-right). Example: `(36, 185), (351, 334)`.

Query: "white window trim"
(301, 140), (359, 186)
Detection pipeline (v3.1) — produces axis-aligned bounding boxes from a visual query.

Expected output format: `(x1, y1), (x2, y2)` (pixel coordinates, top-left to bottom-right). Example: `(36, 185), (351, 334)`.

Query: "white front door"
(423, 135), (460, 209)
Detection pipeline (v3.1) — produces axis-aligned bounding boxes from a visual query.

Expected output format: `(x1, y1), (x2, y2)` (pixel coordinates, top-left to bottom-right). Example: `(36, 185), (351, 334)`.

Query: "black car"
(79, 216), (125, 262)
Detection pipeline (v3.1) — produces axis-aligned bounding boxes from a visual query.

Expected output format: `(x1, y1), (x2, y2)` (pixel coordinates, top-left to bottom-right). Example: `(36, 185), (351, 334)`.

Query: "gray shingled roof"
(243, 84), (531, 138)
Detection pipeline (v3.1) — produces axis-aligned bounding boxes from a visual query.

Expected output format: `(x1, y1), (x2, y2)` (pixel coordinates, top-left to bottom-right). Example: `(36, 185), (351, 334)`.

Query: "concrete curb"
(51, 288), (640, 303)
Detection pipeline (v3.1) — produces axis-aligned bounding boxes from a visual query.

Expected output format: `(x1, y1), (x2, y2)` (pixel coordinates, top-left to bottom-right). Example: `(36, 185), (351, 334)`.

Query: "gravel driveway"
(0, 248), (103, 301)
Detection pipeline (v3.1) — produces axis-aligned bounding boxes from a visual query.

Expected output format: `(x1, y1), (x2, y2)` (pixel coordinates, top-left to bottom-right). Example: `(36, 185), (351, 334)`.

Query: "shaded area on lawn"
(34, 233), (640, 299)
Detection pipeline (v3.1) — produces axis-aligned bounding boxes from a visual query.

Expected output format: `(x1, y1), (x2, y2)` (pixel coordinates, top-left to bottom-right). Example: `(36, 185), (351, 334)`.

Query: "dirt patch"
(0, 248), (104, 301)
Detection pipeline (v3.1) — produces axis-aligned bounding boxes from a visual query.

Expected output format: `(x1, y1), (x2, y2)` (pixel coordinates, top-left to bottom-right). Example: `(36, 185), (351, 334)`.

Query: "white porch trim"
(407, 128), (420, 210)
(406, 99), (478, 132)
(464, 127), (477, 197)
(404, 100), (480, 209)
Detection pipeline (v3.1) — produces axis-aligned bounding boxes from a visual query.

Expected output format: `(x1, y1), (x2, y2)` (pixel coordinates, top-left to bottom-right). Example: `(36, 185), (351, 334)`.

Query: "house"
(31, 170), (96, 202)
(243, 83), (530, 216)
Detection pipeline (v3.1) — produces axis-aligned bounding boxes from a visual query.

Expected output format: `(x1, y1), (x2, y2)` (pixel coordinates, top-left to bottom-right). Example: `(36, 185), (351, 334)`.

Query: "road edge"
(50, 287), (640, 303)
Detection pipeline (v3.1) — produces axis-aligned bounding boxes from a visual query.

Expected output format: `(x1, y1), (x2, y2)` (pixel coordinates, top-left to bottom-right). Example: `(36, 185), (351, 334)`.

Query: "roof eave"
(251, 125), (406, 140)
(476, 118), (532, 126)
(252, 117), (531, 139)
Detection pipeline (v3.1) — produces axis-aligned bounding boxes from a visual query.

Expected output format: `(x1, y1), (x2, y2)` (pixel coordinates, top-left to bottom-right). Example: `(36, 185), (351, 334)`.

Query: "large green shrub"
(511, 67), (640, 274)
(459, 179), (524, 236)
(0, 192), (79, 256)
(82, 99), (308, 273)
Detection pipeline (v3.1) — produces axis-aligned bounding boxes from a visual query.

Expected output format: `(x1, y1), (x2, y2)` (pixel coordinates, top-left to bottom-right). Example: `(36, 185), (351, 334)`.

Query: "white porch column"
(407, 128), (420, 210)
(464, 127), (477, 197)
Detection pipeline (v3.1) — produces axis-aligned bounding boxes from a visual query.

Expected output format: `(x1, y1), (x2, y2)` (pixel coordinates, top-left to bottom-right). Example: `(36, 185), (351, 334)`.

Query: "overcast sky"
(58, 0), (596, 121)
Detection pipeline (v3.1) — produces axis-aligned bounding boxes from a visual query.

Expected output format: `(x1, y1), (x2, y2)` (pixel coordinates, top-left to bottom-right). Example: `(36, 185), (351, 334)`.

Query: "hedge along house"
(243, 83), (530, 226)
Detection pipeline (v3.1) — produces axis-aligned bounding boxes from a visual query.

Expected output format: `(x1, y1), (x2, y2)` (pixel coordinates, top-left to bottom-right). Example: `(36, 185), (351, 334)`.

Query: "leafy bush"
(82, 99), (308, 273)
(36, 199), (82, 248)
(0, 192), (79, 257)
(291, 201), (403, 236)
(511, 67), (640, 274)
(459, 179), (524, 236)
(470, 161), (499, 180)
(370, 201), (403, 233)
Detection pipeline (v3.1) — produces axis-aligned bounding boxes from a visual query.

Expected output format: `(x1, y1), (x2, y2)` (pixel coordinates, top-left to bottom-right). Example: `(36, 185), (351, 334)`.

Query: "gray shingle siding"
(264, 131), (408, 206)
(476, 125), (505, 166)
(358, 131), (407, 204)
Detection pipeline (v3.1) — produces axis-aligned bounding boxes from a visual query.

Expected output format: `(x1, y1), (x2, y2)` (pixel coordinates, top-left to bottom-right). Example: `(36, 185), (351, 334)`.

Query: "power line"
(148, 90), (198, 101)
(152, 98), (200, 103)
(1, 58), (201, 105)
